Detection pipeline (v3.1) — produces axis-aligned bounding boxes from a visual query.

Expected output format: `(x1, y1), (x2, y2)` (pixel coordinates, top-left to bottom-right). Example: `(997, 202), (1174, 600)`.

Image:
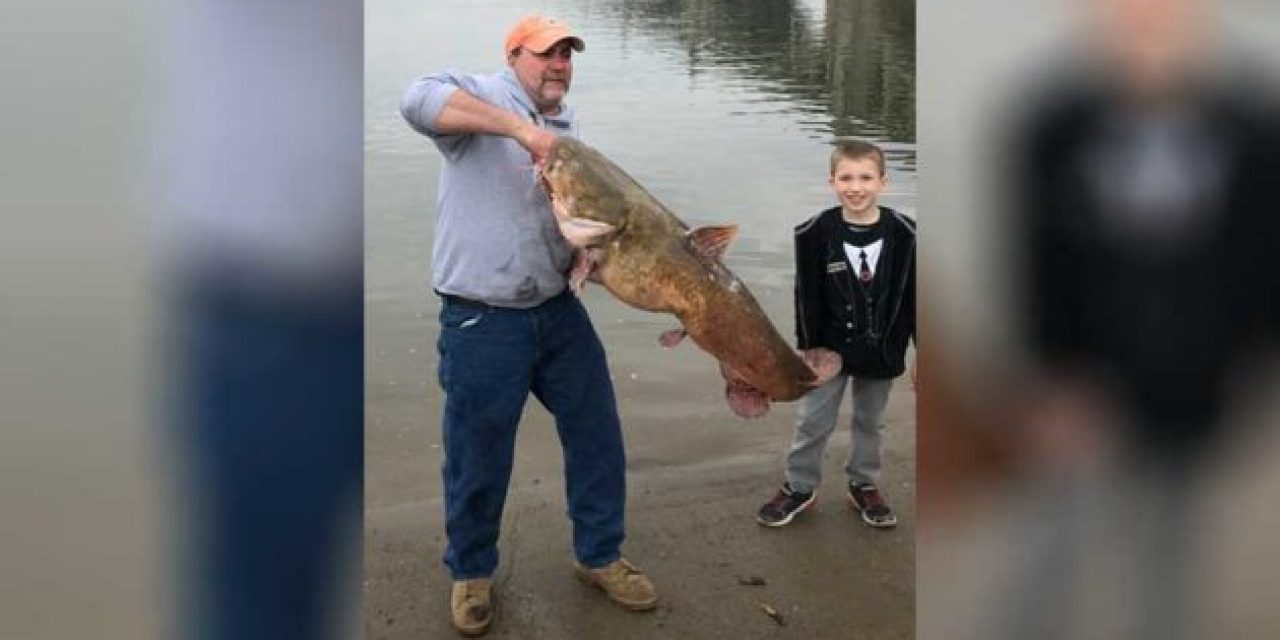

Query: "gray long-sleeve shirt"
(400, 68), (578, 308)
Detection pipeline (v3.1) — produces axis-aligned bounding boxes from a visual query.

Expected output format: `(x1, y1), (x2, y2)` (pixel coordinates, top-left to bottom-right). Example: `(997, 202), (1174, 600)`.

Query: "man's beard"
(537, 79), (568, 107)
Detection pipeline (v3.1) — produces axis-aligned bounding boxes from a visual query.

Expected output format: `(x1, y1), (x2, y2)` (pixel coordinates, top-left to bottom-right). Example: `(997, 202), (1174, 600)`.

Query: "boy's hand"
(801, 348), (842, 385)
(1016, 376), (1118, 475)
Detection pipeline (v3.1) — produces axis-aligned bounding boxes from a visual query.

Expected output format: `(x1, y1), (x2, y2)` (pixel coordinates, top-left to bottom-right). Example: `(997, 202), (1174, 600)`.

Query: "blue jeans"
(437, 291), (626, 579)
(180, 286), (362, 640)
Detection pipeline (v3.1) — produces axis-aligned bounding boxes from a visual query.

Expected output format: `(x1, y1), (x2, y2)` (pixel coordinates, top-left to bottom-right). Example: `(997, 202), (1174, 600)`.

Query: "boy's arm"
(793, 220), (826, 351)
(909, 241), (917, 347)
(908, 241), (917, 386)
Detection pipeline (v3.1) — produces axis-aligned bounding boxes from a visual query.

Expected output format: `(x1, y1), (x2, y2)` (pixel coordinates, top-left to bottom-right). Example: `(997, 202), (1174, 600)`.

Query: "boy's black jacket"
(1012, 75), (1280, 448)
(794, 205), (916, 379)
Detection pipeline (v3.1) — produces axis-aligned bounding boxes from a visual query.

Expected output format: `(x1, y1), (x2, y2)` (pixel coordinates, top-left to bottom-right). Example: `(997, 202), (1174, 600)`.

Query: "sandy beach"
(364, 287), (915, 639)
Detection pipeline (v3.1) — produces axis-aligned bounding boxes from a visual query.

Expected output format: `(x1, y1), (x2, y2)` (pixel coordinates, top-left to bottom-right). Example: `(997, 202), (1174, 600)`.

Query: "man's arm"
(400, 72), (555, 163)
(433, 90), (556, 162)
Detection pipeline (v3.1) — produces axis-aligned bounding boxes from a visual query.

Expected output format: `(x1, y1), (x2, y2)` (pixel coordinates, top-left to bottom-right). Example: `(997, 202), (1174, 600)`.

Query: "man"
(399, 14), (657, 636)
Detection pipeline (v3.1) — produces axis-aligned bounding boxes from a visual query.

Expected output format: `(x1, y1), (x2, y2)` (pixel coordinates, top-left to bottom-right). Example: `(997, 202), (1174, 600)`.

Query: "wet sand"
(365, 287), (915, 639)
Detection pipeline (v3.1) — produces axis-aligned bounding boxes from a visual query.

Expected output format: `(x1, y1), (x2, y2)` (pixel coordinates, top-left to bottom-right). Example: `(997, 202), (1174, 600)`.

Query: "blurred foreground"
(919, 0), (1280, 638)
(2, 1), (363, 638)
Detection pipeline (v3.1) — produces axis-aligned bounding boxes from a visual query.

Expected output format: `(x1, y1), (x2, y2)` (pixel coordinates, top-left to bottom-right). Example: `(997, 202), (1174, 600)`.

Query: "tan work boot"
(574, 558), (658, 611)
(450, 578), (493, 636)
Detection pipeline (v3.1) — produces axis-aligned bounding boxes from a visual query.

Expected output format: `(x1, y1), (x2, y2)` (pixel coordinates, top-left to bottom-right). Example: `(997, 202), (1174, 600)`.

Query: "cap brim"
(526, 34), (585, 54)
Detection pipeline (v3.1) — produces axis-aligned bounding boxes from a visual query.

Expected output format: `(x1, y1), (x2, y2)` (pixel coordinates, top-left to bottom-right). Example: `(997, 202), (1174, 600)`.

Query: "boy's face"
(830, 156), (886, 218)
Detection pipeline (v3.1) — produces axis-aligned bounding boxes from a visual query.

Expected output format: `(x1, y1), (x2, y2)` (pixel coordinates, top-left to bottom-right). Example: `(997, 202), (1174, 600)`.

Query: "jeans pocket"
(440, 303), (488, 330)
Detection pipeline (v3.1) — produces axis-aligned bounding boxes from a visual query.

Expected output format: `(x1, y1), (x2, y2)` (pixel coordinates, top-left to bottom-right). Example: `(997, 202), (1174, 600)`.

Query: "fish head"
(539, 138), (633, 246)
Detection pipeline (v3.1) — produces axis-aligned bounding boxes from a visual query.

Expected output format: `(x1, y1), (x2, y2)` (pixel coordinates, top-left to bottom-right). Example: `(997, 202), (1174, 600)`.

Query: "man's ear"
(506, 48), (519, 66)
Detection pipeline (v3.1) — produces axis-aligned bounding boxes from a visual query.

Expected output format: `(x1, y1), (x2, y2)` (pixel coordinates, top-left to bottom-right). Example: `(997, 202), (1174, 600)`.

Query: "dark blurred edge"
(158, 1), (365, 639)
(1, 1), (365, 639)
(916, 2), (1280, 639)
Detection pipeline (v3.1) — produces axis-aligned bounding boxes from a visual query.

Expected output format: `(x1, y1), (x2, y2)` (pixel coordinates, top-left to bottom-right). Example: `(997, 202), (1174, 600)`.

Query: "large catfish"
(538, 137), (840, 418)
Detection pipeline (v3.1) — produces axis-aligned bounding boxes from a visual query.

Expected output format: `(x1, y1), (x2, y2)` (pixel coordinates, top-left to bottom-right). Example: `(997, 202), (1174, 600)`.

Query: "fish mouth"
(537, 157), (559, 196)
(538, 169), (555, 196)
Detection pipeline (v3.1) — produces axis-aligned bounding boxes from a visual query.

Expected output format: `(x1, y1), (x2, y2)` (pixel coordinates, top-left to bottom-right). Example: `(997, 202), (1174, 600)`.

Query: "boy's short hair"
(830, 140), (886, 177)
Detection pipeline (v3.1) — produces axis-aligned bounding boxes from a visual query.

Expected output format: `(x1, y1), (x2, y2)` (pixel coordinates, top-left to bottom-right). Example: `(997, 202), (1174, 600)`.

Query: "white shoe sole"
(848, 493), (898, 528)
(755, 492), (817, 527)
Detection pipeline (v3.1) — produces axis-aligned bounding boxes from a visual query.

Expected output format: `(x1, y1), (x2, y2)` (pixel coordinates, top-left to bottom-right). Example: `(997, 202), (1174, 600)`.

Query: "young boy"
(757, 140), (916, 528)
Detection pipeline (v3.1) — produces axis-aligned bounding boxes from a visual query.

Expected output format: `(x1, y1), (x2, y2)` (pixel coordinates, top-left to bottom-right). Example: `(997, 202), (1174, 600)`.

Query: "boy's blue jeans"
(436, 291), (626, 579)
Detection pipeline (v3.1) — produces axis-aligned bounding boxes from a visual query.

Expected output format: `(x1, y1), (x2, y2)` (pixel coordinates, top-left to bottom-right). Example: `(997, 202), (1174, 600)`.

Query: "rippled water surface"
(367, 0), (915, 427)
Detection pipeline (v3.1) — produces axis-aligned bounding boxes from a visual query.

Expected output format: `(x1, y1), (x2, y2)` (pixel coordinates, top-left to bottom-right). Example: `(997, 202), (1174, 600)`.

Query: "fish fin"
(726, 384), (770, 419)
(568, 249), (594, 294)
(558, 216), (616, 248)
(719, 362), (770, 418)
(687, 224), (739, 260)
(658, 328), (687, 348)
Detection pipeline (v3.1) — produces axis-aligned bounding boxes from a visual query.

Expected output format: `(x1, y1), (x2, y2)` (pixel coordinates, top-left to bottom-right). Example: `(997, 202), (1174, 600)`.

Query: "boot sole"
(451, 587), (495, 636)
(574, 566), (658, 611)
(455, 623), (491, 638)
(452, 609), (493, 637)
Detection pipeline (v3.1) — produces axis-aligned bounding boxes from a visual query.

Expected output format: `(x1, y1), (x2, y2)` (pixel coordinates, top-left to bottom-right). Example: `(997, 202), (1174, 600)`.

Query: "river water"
(367, 0), (915, 425)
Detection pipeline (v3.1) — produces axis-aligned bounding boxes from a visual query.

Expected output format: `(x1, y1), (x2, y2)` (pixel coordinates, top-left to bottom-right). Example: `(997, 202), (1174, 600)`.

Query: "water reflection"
(590, 0), (915, 146)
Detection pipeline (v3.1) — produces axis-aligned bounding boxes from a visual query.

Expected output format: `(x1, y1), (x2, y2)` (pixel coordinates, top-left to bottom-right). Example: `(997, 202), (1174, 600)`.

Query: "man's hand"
(513, 122), (557, 166)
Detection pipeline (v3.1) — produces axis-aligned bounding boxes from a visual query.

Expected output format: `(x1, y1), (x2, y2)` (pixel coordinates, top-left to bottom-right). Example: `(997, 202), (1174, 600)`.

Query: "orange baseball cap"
(504, 14), (585, 55)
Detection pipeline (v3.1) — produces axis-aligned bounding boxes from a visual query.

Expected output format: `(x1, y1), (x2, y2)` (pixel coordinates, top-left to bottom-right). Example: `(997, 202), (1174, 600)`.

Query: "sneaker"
(450, 578), (494, 636)
(848, 483), (897, 528)
(755, 483), (816, 527)
(574, 558), (658, 611)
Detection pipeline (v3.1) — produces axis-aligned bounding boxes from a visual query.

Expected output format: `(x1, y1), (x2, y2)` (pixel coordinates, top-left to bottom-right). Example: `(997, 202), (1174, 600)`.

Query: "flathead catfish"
(538, 137), (840, 418)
